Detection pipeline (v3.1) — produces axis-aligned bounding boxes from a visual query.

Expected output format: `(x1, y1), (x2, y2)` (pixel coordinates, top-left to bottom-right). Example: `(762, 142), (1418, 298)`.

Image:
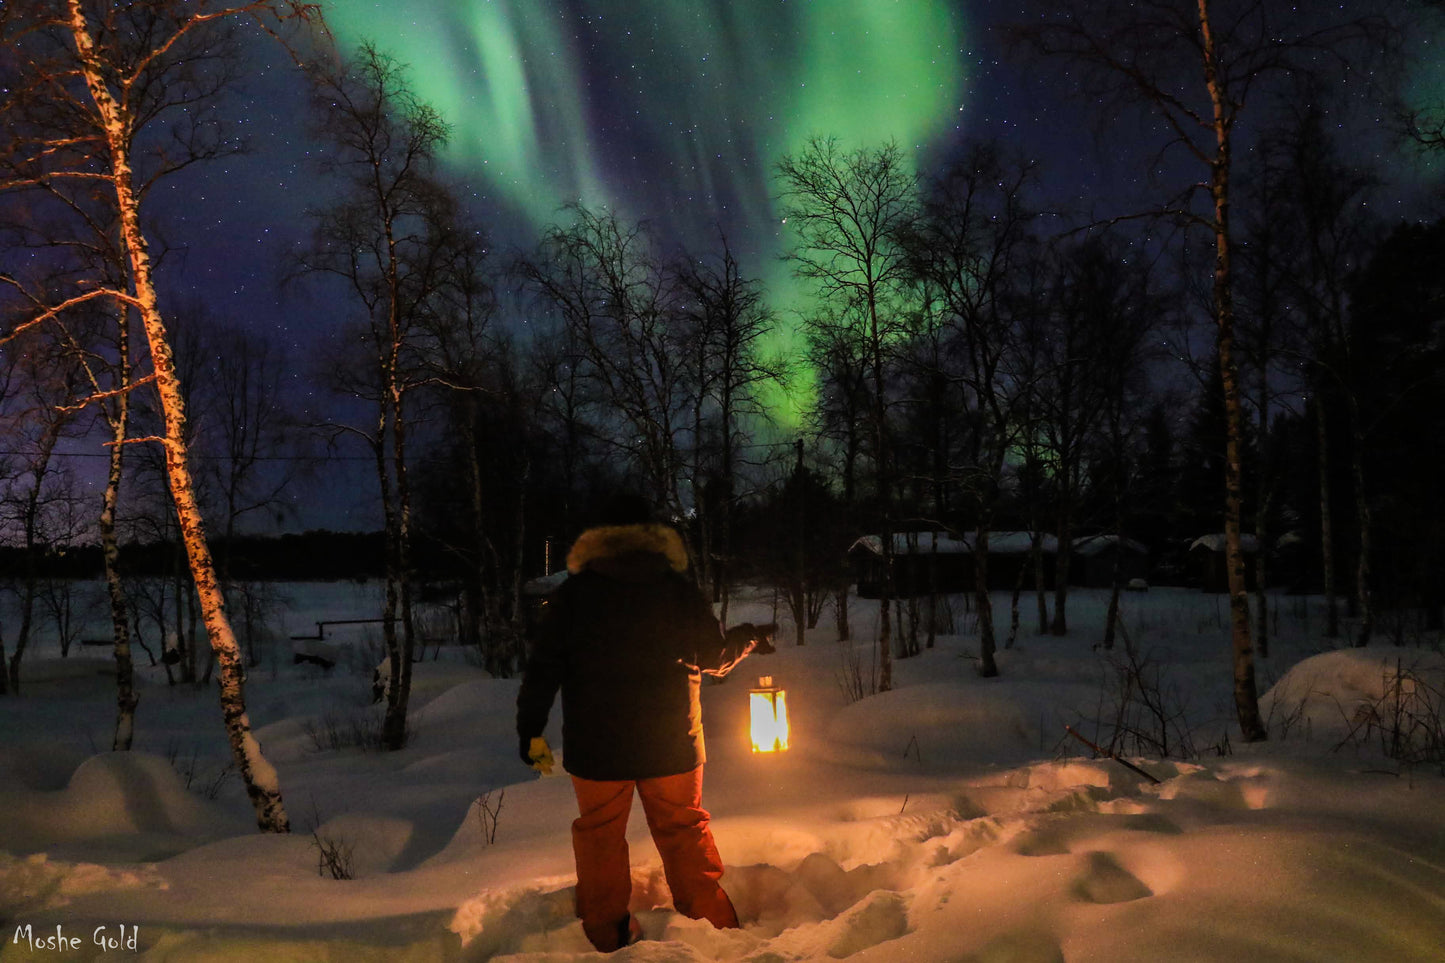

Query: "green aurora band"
(324, 0), (966, 424)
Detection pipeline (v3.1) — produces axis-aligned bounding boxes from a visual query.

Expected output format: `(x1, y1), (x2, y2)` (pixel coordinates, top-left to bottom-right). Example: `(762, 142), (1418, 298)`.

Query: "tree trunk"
(794, 440), (807, 647)
(926, 534), (938, 650)
(1102, 466), (1128, 650)
(1254, 490), (1272, 660)
(716, 428), (735, 624)
(1033, 531), (1049, 634)
(974, 527), (998, 677)
(103, 370), (137, 750)
(1253, 333), (1272, 659)
(1199, 0), (1265, 742)
(1315, 397), (1339, 637)
(67, 0), (289, 830)
(877, 532), (894, 692)
(383, 371), (418, 750)
(8, 420), (63, 694)
(1050, 487), (1073, 635)
(1347, 397), (1374, 646)
(462, 399), (485, 650)
(1006, 535), (1029, 649)
(837, 441), (856, 644)
(507, 458), (531, 674)
(173, 538), (193, 684)
(1103, 551), (1124, 651)
(870, 297), (893, 692)
(8, 565), (37, 696)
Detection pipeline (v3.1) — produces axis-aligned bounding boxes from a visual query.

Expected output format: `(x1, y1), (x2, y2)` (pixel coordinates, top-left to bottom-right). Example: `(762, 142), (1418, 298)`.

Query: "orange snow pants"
(570, 766), (739, 952)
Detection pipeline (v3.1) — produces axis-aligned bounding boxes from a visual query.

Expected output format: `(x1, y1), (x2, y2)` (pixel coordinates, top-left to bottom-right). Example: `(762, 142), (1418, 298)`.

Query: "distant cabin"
(1071, 534), (1151, 588)
(1187, 533), (1260, 592)
(847, 531), (1059, 598)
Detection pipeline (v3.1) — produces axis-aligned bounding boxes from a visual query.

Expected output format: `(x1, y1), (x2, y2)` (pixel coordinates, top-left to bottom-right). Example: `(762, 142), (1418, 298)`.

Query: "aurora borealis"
(135, 0), (1440, 531)
(323, 0), (965, 263)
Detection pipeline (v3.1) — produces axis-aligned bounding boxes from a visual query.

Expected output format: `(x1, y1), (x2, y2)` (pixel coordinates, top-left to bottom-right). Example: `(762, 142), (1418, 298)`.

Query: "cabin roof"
(848, 531), (1060, 557)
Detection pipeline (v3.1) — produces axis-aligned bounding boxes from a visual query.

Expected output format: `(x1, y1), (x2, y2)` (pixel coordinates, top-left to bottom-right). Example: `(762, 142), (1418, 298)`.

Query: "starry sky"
(140, 0), (1439, 532)
(159, 1), (984, 325)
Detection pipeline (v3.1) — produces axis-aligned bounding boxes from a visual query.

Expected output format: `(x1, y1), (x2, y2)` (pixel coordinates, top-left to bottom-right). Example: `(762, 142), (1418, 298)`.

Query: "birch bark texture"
(49, 0), (321, 831)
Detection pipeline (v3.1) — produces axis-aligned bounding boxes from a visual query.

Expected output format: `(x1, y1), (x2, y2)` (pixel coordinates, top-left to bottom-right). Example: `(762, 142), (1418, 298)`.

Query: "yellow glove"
(528, 736), (555, 775)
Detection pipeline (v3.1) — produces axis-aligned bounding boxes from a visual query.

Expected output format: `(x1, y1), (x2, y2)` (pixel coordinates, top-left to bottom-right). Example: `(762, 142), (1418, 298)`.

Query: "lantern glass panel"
(749, 686), (790, 752)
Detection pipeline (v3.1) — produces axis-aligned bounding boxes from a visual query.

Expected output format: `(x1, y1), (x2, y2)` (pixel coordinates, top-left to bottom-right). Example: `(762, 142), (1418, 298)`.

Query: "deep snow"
(1, 581), (1443, 962)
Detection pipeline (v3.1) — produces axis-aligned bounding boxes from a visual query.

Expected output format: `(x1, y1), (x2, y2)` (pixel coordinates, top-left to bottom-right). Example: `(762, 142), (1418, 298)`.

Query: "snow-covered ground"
(2, 580), (1444, 961)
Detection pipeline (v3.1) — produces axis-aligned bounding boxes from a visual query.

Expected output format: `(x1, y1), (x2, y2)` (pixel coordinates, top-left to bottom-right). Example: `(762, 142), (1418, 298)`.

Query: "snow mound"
(0, 852), (166, 917)
(414, 677), (519, 724)
(448, 875), (582, 957)
(822, 683), (1036, 769)
(311, 813), (416, 877)
(1260, 648), (1445, 739)
(6, 656), (117, 698)
(0, 752), (245, 860)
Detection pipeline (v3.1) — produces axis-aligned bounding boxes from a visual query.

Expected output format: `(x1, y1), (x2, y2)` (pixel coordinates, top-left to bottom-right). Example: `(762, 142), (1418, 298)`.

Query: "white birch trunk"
(66, 0), (289, 831)
(103, 356), (137, 750)
(1198, 0), (1265, 742)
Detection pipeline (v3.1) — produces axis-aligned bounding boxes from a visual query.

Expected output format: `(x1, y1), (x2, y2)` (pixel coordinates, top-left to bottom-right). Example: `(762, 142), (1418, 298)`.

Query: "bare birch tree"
(0, 0), (323, 832)
(0, 342), (82, 694)
(676, 233), (782, 621)
(1012, 0), (1391, 741)
(519, 206), (693, 526)
(778, 136), (919, 693)
(297, 40), (449, 751)
(905, 142), (1041, 676)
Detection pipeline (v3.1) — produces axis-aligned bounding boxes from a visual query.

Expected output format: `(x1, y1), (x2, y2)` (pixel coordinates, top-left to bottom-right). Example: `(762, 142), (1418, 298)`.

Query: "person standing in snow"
(516, 493), (773, 952)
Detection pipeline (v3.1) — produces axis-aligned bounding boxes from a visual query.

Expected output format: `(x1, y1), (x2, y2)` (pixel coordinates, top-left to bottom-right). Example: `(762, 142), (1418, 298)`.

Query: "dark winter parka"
(515, 523), (755, 781)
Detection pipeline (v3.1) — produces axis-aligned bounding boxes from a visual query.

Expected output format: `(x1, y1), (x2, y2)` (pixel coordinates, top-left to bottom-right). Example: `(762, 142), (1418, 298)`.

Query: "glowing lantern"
(749, 676), (790, 752)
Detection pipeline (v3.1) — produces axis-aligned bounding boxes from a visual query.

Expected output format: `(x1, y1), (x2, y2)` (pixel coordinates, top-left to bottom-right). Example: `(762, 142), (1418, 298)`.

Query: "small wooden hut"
(848, 531), (1058, 597)
(1187, 533), (1260, 592)
(1071, 534), (1151, 588)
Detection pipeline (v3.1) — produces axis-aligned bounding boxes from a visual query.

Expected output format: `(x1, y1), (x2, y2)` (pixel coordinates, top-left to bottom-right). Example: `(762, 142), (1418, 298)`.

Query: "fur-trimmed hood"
(566, 523), (690, 579)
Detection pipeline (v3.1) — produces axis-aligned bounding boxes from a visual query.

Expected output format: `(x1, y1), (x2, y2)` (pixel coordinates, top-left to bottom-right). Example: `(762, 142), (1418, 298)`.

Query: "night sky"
(135, 0), (1441, 533)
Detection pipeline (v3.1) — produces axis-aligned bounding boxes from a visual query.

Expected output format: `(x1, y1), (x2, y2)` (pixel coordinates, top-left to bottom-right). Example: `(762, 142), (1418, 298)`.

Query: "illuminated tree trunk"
(103, 321), (137, 750)
(66, 0), (289, 831)
(1199, 0), (1265, 742)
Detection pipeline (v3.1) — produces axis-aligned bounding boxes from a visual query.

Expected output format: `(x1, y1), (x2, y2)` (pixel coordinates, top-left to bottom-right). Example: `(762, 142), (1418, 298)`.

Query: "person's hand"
(526, 736), (555, 775)
(752, 622), (778, 654)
